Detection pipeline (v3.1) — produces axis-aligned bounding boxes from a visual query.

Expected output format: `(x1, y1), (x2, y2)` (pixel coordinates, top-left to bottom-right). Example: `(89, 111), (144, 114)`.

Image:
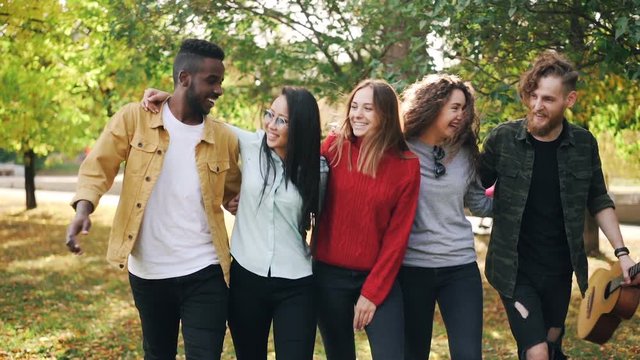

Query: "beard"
(526, 111), (564, 138)
(186, 84), (209, 116)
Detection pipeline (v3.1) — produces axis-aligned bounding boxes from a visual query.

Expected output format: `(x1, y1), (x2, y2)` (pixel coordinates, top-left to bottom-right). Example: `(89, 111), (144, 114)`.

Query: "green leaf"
(615, 16), (629, 39)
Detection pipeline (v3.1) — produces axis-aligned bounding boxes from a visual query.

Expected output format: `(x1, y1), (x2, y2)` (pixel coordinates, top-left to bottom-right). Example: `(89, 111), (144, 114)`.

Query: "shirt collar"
(201, 116), (217, 144)
(148, 98), (170, 129)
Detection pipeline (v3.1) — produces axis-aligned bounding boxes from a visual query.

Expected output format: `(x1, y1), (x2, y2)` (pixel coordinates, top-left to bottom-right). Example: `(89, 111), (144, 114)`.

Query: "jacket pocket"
(126, 138), (159, 175)
(206, 160), (231, 204)
(208, 160), (230, 174)
(568, 169), (591, 206)
(496, 164), (520, 206)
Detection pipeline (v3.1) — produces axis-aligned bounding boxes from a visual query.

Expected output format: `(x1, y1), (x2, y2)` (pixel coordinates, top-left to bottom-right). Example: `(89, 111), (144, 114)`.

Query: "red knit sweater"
(315, 134), (420, 305)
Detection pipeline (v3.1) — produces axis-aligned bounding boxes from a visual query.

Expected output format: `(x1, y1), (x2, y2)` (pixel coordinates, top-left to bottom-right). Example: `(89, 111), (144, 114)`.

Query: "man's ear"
(178, 70), (190, 88)
(565, 90), (577, 108)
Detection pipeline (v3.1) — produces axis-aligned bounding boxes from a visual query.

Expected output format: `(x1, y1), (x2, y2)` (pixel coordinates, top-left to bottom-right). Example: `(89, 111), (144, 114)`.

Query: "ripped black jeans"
(500, 271), (572, 360)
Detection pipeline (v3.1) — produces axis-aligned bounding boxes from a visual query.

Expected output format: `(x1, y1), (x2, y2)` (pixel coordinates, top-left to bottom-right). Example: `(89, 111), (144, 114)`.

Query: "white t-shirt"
(128, 103), (219, 279)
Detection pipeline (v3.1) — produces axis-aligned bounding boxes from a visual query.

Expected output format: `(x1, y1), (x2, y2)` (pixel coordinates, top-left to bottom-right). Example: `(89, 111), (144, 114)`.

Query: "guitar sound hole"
(604, 281), (612, 299)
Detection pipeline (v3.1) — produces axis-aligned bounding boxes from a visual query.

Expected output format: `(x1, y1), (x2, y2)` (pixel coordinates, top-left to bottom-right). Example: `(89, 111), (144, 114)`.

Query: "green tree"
(0, 0), (106, 208)
(429, 0), (640, 141)
(175, 0), (440, 99)
(0, 0), (185, 209)
(2, 0), (639, 210)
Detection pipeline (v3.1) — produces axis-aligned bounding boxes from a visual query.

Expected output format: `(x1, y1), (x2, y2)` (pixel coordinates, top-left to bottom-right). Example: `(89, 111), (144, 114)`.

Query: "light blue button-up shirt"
(228, 125), (312, 279)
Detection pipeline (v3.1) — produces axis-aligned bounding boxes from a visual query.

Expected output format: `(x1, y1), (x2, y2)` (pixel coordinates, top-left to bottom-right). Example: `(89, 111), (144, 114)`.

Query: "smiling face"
(349, 86), (379, 138)
(264, 95), (289, 159)
(427, 88), (466, 143)
(184, 57), (225, 116)
(526, 75), (576, 140)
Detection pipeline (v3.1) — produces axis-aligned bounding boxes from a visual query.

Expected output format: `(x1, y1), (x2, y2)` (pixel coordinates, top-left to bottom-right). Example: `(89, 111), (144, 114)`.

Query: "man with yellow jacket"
(65, 39), (240, 359)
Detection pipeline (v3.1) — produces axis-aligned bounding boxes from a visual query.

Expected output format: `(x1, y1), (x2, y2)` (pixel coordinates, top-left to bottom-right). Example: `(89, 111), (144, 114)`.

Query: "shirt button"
(128, 234), (133, 240)
(138, 142), (143, 147)
(145, 176), (151, 182)
(119, 264), (125, 269)
(136, 203), (142, 208)
(156, 150), (162, 155)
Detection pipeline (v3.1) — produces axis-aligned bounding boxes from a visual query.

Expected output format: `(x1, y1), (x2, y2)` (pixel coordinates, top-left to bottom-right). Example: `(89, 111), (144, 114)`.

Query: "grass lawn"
(1, 192), (639, 359)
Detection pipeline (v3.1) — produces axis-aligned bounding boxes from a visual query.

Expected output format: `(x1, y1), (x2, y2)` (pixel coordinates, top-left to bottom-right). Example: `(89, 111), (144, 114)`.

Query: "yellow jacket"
(72, 101), (241, 285)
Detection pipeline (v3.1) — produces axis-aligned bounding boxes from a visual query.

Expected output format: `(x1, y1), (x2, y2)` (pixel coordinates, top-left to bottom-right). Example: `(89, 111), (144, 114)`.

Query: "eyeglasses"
(433, 145), (446, 178)
(264, 109), (289, 128)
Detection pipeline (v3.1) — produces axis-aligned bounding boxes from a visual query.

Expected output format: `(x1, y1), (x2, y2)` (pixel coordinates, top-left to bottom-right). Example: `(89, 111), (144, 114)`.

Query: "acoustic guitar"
(577, 262), (640, 344)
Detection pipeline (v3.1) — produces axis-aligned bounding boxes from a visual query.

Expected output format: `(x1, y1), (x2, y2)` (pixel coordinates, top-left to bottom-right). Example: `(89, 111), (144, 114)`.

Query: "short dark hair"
(519, 50), (578, 102)
(172, 39), (225, 84)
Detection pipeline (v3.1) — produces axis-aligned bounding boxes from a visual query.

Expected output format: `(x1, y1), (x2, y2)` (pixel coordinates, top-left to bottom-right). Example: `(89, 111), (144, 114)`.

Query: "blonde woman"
(313, 79), (420, 359)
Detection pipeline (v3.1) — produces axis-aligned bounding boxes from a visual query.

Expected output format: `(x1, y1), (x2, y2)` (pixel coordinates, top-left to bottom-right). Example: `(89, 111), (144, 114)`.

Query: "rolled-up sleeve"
(586, 135), (614, 216)
(479, 129), (499, 188)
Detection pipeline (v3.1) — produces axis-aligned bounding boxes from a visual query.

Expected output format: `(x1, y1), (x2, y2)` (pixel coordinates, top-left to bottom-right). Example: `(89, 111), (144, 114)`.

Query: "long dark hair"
(402, 74), (480, 171)
(259, 87), (321, 247)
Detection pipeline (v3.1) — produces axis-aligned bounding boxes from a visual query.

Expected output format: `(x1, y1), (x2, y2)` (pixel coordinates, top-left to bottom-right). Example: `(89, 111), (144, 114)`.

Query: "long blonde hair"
(329, 79), (409, 177)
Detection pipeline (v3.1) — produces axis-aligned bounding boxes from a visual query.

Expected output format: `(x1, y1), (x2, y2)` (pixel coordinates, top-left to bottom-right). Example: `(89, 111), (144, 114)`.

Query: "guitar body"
(577, 263), (640, 344)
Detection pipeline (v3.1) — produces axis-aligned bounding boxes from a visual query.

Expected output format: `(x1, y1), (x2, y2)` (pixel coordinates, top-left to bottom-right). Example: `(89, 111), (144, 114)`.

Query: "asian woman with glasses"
(141, 87), (321, 359)
(313, 79), (420, 359)
(398, 74), (492, 360)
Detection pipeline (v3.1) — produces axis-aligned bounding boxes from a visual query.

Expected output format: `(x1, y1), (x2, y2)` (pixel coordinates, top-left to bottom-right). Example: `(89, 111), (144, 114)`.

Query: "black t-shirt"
(518, 131), (572, 275)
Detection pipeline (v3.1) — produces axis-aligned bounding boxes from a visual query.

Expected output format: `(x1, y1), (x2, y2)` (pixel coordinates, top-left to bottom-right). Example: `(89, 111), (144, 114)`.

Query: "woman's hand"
(141, 88), (171, 113)
(223, 194), (240, 215)
(353, 295), (376, 331)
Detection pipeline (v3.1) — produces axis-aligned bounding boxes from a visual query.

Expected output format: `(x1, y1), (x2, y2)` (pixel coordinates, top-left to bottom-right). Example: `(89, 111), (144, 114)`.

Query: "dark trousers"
(128, 264), (228, 360)
(228, 261), (316, 360)
(398, 262), (483, 360)
(500, 271), (572, 360)
(314, 261), (405, 360)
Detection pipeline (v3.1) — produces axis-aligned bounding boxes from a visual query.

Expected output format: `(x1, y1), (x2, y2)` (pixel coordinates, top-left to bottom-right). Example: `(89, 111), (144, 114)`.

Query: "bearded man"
(65, 39), (241, 359)
(478, 50), (639, 360)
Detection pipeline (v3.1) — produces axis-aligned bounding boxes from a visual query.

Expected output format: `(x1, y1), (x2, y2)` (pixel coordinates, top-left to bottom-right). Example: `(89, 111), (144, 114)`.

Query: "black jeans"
(228, 261), (316, 360)
(128, 264), (228, 360)
(398, 262), (483, 360)
(500, 271), (572, 360)
(314, 261), (405, 360)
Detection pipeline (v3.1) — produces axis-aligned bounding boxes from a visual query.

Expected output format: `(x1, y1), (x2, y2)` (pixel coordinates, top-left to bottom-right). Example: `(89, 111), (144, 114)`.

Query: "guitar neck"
(610, 262), (640, 292)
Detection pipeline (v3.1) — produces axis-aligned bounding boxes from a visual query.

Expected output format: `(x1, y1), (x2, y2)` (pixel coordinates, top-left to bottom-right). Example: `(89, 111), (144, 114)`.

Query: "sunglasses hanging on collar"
(433, 145), (446, 178)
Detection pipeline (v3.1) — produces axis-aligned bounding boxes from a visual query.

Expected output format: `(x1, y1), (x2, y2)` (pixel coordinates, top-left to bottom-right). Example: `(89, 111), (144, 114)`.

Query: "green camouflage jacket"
(479, 118), (614, 298)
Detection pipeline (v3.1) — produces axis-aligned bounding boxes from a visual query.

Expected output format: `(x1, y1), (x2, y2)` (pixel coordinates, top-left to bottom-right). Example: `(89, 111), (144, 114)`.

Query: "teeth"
(207, 98), (215, 105)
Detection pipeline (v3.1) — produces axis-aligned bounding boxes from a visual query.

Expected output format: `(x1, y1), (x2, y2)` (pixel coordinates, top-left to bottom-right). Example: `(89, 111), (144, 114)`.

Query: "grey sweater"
(403, 139), (493, 268)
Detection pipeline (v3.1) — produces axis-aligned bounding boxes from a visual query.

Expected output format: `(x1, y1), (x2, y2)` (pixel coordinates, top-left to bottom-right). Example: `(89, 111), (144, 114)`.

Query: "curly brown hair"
(519, 50), (578, 103)
(401, 74), (479, 169)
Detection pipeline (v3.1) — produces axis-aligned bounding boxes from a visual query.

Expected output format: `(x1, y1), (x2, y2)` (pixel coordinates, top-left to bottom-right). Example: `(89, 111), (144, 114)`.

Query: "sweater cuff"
(361, 285), (385, 306)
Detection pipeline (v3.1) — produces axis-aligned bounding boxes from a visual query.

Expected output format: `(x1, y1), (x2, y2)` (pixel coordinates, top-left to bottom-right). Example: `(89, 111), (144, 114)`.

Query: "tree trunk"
(24, 149), (37, 210)
(583, 210), (599, 255)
